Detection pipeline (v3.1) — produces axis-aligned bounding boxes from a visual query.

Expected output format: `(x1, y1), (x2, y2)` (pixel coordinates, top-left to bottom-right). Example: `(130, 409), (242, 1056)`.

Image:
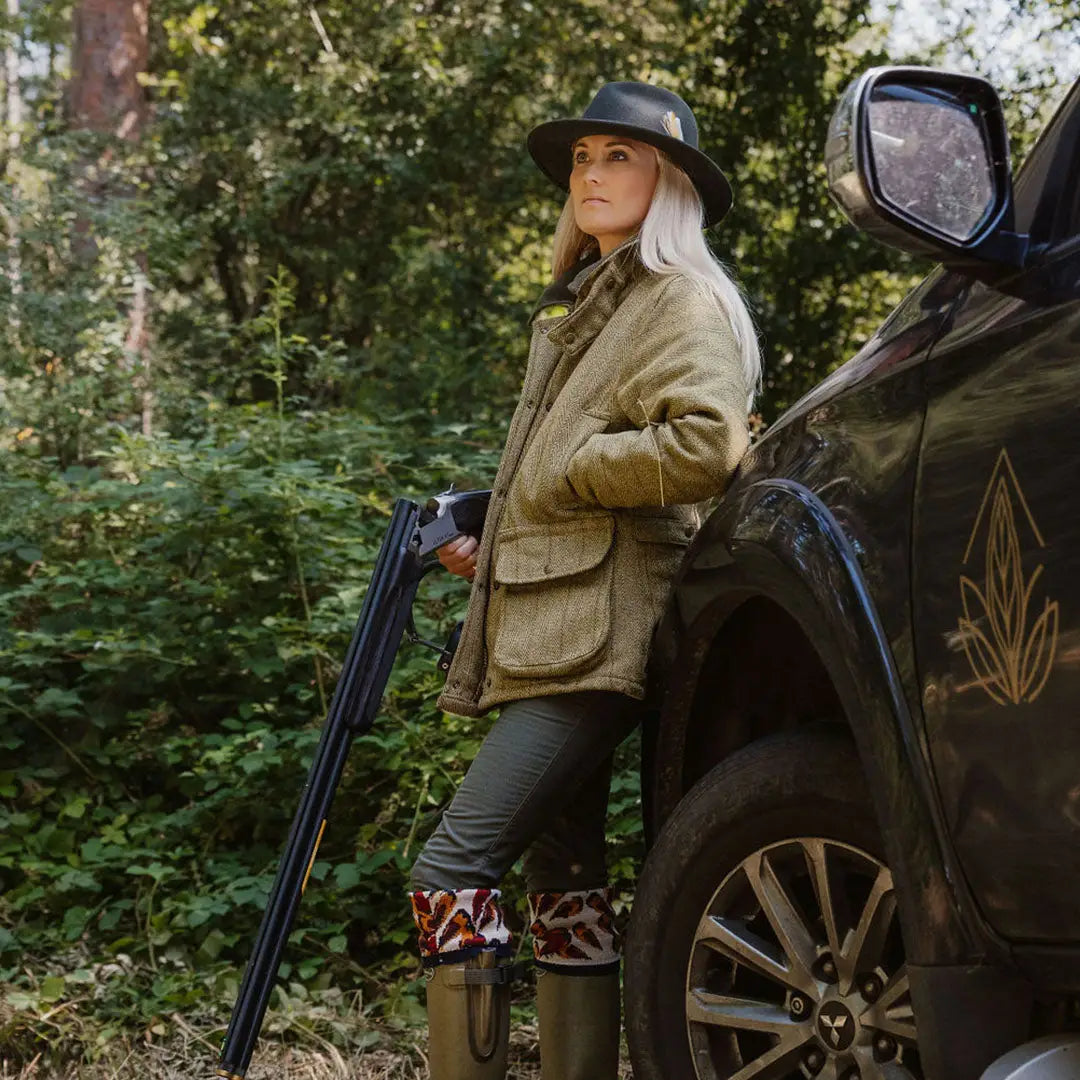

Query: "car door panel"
(912, 252), (1080, 942)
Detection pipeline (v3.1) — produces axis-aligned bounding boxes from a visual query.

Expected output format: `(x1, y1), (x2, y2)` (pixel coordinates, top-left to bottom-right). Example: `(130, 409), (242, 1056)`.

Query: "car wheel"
(625, 727), (921, 1080)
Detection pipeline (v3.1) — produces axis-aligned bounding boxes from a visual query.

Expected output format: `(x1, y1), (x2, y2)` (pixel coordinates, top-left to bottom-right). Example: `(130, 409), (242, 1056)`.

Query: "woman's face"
(569, 134), (659, 256)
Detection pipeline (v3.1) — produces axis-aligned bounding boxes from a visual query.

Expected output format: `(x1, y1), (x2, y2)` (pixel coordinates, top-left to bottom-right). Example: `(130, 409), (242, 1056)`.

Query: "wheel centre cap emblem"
(817, 1001), (856, 1052)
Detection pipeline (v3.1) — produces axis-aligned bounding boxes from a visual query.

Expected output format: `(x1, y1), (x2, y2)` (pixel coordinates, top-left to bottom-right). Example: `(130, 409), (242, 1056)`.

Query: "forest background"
(1, 0), (1077, 1076)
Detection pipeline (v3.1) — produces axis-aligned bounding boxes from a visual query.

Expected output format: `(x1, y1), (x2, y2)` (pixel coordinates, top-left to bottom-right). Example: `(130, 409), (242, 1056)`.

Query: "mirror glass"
(868, 83), (996, 242)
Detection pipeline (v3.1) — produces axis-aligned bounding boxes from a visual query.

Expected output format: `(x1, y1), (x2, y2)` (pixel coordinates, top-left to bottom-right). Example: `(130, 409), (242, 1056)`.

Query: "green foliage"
(0, 359), (511, 1060)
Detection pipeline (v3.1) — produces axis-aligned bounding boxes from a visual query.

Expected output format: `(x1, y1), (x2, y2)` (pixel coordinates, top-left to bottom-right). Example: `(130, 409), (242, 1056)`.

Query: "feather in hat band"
(662, 110), (684, 141)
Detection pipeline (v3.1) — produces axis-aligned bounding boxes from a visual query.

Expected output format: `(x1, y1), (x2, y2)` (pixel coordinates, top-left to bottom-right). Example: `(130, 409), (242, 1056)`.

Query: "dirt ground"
(1, 1017), (635, 1079)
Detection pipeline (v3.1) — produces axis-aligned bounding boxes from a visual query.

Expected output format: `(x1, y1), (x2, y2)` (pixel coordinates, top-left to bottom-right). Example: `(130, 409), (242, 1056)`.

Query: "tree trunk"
(69, 0), (148, 138)
(3, 0), (22, 335)
(68, 0), (153, 435)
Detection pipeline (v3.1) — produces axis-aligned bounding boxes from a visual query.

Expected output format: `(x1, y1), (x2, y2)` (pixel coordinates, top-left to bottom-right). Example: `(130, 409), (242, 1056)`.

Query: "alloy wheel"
(685, 837), (919, 1080)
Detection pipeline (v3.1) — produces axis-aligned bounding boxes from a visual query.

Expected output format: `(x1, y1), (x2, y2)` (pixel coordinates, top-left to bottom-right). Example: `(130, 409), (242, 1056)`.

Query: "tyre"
(625, 727), (921, 1080)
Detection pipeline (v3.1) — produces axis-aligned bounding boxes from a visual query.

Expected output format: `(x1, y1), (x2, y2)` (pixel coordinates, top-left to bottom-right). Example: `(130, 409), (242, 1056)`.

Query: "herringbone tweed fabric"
(437, 235), (749, 719)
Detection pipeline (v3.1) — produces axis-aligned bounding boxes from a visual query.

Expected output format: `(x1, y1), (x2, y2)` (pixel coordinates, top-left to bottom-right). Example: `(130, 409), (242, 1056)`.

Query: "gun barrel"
(217, 498), (424, 1078)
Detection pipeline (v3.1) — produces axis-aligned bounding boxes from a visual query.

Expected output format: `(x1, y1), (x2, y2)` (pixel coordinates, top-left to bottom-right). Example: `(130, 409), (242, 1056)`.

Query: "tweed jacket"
(436, 235), (750, 719)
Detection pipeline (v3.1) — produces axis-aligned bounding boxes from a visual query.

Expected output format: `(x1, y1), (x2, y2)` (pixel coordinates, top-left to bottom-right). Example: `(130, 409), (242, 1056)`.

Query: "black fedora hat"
(527, 81), (733, 228)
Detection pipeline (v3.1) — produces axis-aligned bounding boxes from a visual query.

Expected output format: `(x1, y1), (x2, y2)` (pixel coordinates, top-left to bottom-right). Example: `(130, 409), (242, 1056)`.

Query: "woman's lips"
(583, 197), (608, 204)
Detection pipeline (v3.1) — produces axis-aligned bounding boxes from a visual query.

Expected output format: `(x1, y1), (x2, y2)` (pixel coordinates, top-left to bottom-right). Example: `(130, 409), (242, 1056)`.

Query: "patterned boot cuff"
(528, 887), (621, 974)
(409, 887), (513, 967)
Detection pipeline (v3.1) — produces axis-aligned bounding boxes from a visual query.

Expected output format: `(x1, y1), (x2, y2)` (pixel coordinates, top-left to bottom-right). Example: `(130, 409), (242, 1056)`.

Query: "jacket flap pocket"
(494, 516), (615, 585)
(623, 516), (695, 545)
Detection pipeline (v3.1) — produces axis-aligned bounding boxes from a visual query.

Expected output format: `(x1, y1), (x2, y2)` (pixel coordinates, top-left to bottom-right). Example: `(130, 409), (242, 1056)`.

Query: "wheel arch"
(673, 593), (848, 796)
(647, 477), (987, 970)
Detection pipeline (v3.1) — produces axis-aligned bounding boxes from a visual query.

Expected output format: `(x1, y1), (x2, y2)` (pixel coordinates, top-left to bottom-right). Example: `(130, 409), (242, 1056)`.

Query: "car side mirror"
(826, 66), (1028, 276)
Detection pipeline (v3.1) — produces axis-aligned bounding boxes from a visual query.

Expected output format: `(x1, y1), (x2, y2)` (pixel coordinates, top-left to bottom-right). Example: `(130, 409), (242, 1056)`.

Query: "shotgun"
(216, 486), (491, 1080)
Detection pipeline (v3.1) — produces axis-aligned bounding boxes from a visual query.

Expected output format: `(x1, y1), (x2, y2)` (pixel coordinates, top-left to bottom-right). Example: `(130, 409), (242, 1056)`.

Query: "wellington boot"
(536, 968), (621, 1080)
(424, 950), (512, 1080)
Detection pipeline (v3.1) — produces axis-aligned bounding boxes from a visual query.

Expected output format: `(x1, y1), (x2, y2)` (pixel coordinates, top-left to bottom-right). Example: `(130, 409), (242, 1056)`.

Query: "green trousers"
(409, 690), (644, 892)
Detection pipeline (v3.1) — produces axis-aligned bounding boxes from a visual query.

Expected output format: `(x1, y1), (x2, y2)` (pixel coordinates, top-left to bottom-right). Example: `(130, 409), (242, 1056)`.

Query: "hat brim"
(527, 117), (733, 228)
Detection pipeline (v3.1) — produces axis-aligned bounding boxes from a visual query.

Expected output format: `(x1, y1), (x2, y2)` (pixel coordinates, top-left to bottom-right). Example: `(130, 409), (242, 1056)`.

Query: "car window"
(1012, 78), (1080, 245)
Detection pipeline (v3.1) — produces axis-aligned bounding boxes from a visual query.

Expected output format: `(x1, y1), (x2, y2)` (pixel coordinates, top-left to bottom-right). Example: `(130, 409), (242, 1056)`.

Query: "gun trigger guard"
(405, 611), (463, 674)
(404, 610), (440, 651)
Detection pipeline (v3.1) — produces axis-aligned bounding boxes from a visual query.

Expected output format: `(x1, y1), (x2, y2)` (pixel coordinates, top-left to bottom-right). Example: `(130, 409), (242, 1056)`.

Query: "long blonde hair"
(550, 148), (761, 409)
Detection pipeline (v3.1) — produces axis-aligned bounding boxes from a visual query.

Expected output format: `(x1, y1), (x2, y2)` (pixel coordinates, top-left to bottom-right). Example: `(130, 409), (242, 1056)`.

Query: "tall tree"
(2, 0), (22, 332)
(68, 0), (152, 433)
(69, 0), (148, 137)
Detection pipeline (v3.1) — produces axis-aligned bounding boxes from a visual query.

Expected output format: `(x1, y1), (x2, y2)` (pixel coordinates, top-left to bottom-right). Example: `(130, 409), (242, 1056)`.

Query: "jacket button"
(684, 525), (695, 537)
(564, 333), (576, 345)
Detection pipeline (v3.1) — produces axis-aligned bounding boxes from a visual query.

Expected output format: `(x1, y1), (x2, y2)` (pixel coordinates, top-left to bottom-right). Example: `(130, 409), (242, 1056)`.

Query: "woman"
(408, 81), (760, 1080)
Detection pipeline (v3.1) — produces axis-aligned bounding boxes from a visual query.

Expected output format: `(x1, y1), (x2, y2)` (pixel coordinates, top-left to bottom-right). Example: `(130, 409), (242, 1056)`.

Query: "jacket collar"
(531, 253), (597, 318)
(529, 234), (643, 325)
(544, 235), (644, 354)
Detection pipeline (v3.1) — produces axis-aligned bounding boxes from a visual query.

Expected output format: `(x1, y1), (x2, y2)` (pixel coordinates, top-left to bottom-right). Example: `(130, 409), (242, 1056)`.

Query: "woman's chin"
(575, 210), (618, 234)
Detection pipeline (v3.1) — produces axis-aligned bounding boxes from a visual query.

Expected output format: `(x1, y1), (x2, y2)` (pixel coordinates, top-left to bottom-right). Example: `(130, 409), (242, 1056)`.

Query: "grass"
(1, 1011), (635, 1078)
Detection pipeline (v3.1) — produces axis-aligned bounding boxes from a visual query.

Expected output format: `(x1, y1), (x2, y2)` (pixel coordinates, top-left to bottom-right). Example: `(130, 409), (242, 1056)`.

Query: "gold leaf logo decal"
(957, 448), (1058, 705)
(662, 110), (684, 141)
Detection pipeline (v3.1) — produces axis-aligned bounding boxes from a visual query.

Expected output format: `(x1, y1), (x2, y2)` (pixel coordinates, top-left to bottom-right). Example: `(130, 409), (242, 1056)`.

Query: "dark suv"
(625, 67), (1080, 1080)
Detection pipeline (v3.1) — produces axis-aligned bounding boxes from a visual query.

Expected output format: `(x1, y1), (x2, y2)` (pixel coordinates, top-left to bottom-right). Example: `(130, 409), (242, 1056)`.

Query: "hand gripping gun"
(216, 486), (491, 1080)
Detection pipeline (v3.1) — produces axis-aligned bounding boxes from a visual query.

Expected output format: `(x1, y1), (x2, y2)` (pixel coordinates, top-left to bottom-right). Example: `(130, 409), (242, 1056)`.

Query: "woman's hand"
(438, 534), (478, 581)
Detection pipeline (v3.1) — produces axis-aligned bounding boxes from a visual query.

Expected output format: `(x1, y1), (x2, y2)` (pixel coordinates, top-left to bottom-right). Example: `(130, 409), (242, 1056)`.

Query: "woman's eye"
(573, 149), (628, 164)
